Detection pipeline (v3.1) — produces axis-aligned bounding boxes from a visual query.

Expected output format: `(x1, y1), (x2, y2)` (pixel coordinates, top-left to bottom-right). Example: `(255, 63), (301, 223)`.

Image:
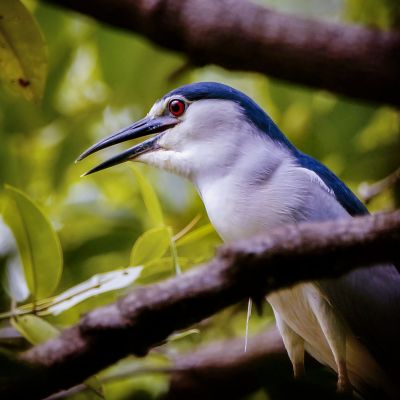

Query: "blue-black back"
(296, 152), (369, 216)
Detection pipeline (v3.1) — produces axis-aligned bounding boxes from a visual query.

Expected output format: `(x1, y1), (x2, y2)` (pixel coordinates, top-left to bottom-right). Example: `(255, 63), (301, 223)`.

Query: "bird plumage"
(78, 82), (400, 398)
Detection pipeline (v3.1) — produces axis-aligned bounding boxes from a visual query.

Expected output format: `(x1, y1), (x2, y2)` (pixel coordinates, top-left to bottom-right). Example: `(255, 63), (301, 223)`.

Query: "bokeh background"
(0, 0), (399, 398)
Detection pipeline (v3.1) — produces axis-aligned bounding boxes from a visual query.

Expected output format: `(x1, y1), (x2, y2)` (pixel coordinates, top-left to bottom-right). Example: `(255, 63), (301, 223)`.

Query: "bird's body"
(78, 82), (400, 398)
(189, 116), (397, 396)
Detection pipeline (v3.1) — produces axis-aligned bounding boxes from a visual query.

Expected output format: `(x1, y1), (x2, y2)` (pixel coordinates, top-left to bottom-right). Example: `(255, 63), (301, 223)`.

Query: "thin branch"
(172, 214), (202, 242)
(1, 211), (399, 399)
(43, 384), (87, 400)
(43, 0), (400, 106)
(359, 166), (400, 204)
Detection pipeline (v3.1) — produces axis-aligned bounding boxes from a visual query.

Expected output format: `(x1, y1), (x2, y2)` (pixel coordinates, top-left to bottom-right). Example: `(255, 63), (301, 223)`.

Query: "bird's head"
(77, 82), (293, 181)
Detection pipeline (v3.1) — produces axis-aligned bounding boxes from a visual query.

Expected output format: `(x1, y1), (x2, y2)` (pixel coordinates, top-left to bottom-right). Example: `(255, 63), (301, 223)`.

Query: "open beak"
(76, 115), (178, 176)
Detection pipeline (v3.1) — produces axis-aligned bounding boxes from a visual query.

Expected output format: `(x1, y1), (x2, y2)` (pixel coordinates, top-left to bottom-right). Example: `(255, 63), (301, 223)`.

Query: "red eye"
(168, 99), (186, 117)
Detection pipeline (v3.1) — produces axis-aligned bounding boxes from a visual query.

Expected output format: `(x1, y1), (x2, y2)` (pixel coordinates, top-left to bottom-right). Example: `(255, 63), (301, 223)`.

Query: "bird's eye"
(168, 99), (186, 117)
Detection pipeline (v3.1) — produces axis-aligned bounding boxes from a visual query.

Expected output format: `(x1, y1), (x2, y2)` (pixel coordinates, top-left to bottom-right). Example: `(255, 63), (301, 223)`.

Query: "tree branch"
(166, 328), (349, 400)
(359, 166), (400, 204)
(43, 0), (400, 106)
(1, 211), (399, 399)
(42, 329), (346, 400)
(166, 328), (291, 400)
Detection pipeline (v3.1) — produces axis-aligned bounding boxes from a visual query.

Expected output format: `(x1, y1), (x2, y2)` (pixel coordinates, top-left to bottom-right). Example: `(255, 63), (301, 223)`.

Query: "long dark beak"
(77, 116), (178, 176)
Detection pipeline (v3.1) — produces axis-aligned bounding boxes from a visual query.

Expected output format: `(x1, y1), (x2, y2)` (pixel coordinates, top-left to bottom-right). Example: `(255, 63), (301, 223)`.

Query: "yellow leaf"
(176, 224), (215, 246)
(0, 0), (47, 101)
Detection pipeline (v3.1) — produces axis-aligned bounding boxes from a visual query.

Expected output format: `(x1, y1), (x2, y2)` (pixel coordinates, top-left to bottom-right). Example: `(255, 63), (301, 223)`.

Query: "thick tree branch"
(42, 329), (345, 400)
(43, 0), (400, 106)
(166, 329), (291, 400)
(1, 211), (399, 399)
(166, 328), (349, 400)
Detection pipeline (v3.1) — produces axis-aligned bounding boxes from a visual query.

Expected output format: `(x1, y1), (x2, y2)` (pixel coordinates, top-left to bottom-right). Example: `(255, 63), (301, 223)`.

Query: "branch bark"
(42, 329), (346, 400)
(1, 211), (400, 399)
(166, 328), (349, 400)
(165, 329), (290, 400)
(43, 0), (400, 106)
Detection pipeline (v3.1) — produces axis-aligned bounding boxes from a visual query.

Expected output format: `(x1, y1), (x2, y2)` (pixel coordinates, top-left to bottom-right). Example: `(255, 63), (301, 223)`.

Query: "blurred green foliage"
(0, 0), (399, 399)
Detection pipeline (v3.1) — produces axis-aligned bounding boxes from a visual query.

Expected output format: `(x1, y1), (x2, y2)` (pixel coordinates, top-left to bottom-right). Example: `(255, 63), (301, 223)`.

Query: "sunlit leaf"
(45, 266), (143, 316)
(130, 226), (170, 266)
(132, 166), (164, 227)
(176, 224), (215, 247)
(0, 0), (47, 101)
(2, 185), (63, 300)
(11, 314), (58, 345)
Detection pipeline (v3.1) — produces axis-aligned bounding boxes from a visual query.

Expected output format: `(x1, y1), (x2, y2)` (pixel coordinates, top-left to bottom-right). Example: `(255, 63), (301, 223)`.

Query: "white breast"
(197, 143), (348, 242)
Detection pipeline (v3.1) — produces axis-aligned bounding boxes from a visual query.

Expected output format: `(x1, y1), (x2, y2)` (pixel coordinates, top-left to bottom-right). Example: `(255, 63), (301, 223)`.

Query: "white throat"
(193, 133), (305, 242)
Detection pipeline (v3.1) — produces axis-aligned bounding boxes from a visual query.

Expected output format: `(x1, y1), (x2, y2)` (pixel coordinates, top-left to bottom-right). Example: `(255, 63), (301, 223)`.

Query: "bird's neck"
(193, 136), (296, 241)
(194, 134), (287, 188)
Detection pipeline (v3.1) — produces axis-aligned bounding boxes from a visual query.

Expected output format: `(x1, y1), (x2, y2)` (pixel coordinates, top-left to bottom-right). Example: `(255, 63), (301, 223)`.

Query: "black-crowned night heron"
(78, 82), (400, 398)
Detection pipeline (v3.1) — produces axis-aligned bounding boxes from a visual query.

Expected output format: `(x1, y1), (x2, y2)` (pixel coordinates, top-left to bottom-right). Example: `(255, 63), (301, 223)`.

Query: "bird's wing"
(296, 153), (400, 382)
(319, 265), (400, 384)
(296, 151), (368, 216)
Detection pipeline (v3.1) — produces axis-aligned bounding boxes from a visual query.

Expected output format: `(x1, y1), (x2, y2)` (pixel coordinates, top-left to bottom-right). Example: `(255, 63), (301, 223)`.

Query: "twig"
(173, 214), (202, 242)
(359, 166), (400, 204)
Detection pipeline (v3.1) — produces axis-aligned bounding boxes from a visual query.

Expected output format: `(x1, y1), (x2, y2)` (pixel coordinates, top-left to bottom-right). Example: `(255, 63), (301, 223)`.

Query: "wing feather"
(297, 151), (400, 383)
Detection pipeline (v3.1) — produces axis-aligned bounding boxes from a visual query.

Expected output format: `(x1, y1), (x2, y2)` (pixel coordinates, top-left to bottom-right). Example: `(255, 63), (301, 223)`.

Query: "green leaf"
(2, 185), (63, 300)
(11, 314), (58, 345)
(176, 224), (215, 247)
(0, 0), (48, 101)
(130, 227), (170, 266)
(132, 166), (164, 227)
